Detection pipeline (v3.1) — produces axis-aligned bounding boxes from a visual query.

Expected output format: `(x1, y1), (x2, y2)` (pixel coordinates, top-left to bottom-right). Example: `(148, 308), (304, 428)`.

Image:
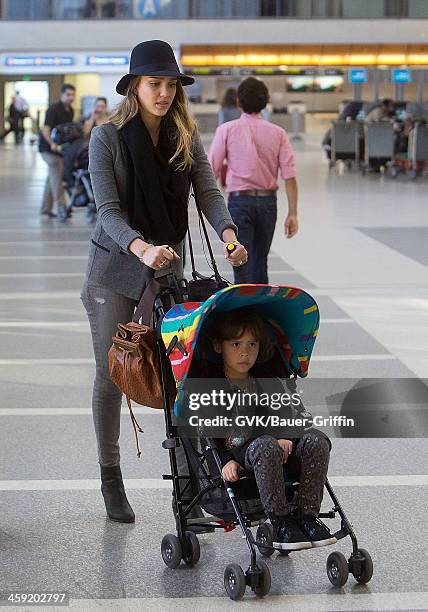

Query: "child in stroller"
(207, 307), (336, 551)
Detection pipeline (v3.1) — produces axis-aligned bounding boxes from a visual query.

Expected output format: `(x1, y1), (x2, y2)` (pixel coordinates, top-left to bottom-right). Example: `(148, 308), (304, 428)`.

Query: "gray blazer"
(85, 123), (237, 301)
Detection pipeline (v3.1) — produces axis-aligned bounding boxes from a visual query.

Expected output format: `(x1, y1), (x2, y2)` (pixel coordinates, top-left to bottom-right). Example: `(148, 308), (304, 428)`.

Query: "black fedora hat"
(116, 40), (194, 95)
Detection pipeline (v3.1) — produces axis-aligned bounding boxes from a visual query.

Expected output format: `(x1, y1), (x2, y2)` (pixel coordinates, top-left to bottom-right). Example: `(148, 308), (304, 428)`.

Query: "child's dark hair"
(237, 77), (269, 113)
(209, 308), (273, 362)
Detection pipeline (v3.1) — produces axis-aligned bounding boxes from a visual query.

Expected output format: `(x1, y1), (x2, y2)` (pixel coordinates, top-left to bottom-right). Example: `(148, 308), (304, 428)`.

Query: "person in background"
(38, 83), (75, 220)
(83, 97), (109, 138)
(14, 90), (29, 114)
(209, 77), (298, 285)
(218, 88), (241, 126)
(13, 90), (29, 142)
(0, 97), (22, 144)
(365, 98), (394, 123)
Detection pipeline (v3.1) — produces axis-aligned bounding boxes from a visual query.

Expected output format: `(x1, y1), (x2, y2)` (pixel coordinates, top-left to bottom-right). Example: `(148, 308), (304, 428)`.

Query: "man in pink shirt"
(208, 77), (298, 284)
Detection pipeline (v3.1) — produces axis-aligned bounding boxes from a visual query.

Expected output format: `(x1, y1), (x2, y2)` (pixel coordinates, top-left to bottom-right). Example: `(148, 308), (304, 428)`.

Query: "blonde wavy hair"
(109, 77), (198, 171)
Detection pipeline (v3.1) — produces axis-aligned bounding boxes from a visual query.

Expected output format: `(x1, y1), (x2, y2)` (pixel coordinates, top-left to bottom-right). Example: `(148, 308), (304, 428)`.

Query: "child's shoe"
(271, 515), (312, 550)
(298, 516), (337, 547)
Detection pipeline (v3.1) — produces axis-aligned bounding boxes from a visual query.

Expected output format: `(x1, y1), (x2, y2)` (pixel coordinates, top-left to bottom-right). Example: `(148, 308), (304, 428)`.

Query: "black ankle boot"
(100, 466), (135, 523)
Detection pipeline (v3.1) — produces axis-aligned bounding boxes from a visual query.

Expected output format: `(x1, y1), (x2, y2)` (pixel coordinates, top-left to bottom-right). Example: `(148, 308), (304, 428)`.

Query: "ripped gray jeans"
(80, 281), (189, 485)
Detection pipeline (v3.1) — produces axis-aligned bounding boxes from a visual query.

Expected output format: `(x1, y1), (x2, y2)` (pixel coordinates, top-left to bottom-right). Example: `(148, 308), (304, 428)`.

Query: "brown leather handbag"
(108, 279), (177, 457)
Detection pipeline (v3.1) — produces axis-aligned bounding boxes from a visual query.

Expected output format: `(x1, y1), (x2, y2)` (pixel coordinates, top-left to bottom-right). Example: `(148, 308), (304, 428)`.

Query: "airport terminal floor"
(1, 124), (428, 611)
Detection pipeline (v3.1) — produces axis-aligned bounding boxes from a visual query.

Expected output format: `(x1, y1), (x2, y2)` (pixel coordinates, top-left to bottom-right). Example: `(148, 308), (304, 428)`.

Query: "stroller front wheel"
(224, 563), (246, 601)
(326, 551), (349, 587)
(183, 531), (200, 567)
(161, 533), (182, 569)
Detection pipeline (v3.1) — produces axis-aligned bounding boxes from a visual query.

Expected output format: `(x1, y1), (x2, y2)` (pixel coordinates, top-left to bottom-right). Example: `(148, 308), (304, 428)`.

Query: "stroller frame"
(151, 274), (373, 600)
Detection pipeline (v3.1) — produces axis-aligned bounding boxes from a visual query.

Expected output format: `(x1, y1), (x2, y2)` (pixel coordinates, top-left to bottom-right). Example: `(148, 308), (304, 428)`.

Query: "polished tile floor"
(0, 131), (427, 611)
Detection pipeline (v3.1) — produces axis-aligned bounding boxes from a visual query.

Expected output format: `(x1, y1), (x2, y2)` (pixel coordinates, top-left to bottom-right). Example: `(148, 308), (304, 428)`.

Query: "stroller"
(51, 122), (96, 224)
(142, 222), (373, 601)
(66, 145), (96, 224)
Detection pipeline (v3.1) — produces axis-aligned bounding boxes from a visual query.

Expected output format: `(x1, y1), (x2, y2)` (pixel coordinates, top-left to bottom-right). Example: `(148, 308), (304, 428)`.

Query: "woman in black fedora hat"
(81, 40), (247, 525)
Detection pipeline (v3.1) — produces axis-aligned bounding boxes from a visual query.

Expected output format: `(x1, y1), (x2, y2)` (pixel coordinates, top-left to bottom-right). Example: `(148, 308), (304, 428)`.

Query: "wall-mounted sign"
(183, 68), (233, 76)
(4, 56), (75, 67)
(348, 69), (367, 83)
(240, 67), (287, 75)
(86, 56), (129, 66)
(240, 67), (323, 76)
(392, 68), (411, 84)
(325, 68), (344, 76)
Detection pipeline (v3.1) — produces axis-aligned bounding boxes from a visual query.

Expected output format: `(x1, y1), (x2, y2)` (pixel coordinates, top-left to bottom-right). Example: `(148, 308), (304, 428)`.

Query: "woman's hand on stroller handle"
(130, 239), (180, 270)
(223, 241), (248, 268)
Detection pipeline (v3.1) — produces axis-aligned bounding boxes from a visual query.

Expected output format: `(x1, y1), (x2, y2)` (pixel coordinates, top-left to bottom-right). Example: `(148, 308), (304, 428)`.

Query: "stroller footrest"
(162, 438), (180, 449)
(332, 527), (350, 541)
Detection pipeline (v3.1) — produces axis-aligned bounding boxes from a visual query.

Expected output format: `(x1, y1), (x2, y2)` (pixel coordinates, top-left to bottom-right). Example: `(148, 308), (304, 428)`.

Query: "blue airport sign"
(4, 56), (75, 67)
(348, 69), (367, 83)
(392, 68), (411, 84)
(86, 56), (129, 66)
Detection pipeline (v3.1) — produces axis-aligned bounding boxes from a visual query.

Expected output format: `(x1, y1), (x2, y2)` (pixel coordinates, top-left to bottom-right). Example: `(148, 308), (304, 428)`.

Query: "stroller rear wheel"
(224, 563), (246, 601)
(253, 560), (271, 598)
(161, 533), (182, 569)
(326, 551), (349, 587)
(350, 548), (373, 584)
(256, 523), (274, 558)
(183, 531), (200, 567)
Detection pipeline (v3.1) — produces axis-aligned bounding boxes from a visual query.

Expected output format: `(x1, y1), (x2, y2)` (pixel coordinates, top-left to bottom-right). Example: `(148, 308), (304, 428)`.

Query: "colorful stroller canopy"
(161, 284), (319, 387)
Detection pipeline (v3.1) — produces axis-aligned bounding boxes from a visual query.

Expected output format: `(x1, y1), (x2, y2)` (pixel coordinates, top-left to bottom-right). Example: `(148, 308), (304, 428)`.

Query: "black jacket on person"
(39, 101), (74, 154)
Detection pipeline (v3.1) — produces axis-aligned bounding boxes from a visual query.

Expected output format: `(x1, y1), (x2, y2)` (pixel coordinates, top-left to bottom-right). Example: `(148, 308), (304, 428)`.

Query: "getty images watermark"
(186, 388), (354, 429)
(176, 377), (428, 439)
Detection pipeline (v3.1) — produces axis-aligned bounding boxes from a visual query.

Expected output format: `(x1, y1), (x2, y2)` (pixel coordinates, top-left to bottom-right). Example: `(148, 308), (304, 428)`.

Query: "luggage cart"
(362, 123), (394, 174)
(330, 120), (360, 169)
(407, 123), (428, 179)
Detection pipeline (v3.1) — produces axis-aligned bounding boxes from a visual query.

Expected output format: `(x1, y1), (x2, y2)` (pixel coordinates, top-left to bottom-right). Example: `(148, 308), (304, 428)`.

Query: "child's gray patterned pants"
(244, 431), (330, 518)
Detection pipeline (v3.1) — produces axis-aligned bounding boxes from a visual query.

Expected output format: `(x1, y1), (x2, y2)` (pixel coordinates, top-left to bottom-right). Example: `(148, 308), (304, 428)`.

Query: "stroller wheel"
(161, 533), (182, 569)
(326, 551), (349, 587)
(253, 560), (271, 598)
(350, 548), (373, 584)
(224, 563), (246, 601)
(183, 531), (200, 567)
(256, 523), (274, 558)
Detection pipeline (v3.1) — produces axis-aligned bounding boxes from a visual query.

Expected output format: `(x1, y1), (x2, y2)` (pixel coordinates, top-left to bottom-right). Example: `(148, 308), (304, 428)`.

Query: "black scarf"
(120, 114), (190, 244)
